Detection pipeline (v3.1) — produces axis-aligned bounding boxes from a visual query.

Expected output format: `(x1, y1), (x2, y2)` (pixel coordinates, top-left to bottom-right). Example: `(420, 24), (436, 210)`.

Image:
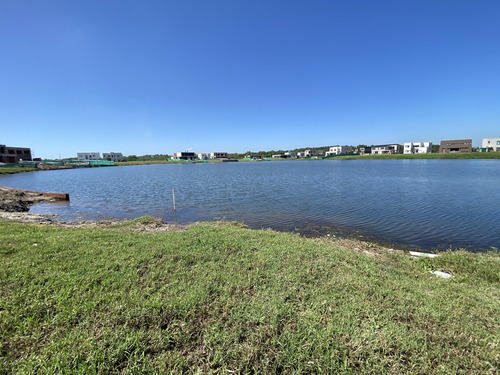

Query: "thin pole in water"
(172, 189), (176, 211)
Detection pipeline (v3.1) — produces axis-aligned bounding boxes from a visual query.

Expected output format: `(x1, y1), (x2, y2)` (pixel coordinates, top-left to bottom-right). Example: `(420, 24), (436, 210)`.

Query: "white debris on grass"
(430, 270), (453, 279)
(410, 251), (439, 258)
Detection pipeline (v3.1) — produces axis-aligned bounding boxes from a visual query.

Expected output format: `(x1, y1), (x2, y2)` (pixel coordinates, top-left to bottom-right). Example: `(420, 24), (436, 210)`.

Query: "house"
(272, 154), (282, 159)
(0, 144), (32, 163)
(246, 154), (262, 160)
(439, 139), (472, 153)
(198, 153), (208, 160)
(283, 152), (295, 159)
(371, 144), (402, 155)
(481, 138), (500, 152)
(403, 142), (433, 154)
(325, 146), (353, 156)
(358, 147), (372, 156)
(210, 152), (228, 160)
(77, 152), (101, 161)
(103, 152), (124, 161)
(296, 152), (306, 158)
(304, 149), (322, 157)
(173, 151), (197, 160)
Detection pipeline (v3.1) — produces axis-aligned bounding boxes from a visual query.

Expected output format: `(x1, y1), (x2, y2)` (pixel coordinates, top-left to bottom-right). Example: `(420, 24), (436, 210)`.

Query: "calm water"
(1, 160), (499, 251)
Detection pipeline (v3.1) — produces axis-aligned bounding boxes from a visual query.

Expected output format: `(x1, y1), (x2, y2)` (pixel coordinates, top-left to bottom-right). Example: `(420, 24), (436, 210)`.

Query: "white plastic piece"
(410, 251), (439, 258)
(430, 271), (453, 279)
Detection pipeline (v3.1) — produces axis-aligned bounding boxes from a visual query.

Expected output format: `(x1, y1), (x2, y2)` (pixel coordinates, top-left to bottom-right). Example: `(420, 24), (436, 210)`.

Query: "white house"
(283, 152), (295, 158)
(77, 152), (101, 160)
(297, 152), (306, 158)
(482, 138), (500, 152)
(272, 154), (282, 158)
(371, 144), (402, 155)
(210, 152), (228, 159)
(358, 147), (372, 156)
(304, 149), (322, 157)
(198, 153), (208, 160)
(103, 152), (124, 161)
(173, 151), (196, 160)
(325, 146), (353, 156)
(403, 142), (433, 154)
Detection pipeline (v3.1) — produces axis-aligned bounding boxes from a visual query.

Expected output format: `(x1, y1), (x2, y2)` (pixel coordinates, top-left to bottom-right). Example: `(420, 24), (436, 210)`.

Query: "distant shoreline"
(114, 151), (500, 165)
(1, 152), (499, 174)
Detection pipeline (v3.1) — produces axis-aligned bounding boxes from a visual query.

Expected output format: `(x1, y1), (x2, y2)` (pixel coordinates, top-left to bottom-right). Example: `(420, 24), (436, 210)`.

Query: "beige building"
(439, 139), (472, 153)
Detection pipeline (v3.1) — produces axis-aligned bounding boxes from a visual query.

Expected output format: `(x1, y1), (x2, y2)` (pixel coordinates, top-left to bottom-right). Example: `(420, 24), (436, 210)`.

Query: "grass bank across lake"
(0, 167), (37, 175)
(1, 218), (499, 373)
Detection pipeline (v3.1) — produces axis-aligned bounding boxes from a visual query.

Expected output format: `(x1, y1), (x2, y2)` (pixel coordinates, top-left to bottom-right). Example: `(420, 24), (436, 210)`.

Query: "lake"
(1, 160), (499, 251)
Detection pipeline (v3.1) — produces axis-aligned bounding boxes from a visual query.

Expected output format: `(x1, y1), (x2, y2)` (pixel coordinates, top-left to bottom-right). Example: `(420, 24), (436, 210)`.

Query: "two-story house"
(403, 142), (432, 154)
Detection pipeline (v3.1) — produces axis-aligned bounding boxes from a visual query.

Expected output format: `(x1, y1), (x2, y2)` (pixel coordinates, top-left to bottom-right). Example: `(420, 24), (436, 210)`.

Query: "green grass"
(0, 167), (37, 175)
(0, 218), (499, 374)
(333, 152), (500, 160)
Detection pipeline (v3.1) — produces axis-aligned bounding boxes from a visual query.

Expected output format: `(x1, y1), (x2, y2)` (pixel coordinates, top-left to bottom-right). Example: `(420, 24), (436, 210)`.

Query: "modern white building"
(304, 149), (322, 157)
(482, 138), (500, 152)
(283, 152), (295, 158)
(272, 154), (282, 158)
(173, 151), (196, 160)
(325, 146), (353, 156)
(297, 152), (306, 158)
(77, 152), (101, 160)
(371, 144), (402, 155)
(403, 142), (433, 154)
(198, 153), (208, 160)
(103, 152), (124, 161)
(358, 147), (372, 156)
(210, 152), (228, 160)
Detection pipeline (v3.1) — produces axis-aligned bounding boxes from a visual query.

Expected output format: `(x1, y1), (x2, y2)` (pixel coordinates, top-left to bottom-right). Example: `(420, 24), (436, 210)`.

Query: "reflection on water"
(1, 160), (499, 251)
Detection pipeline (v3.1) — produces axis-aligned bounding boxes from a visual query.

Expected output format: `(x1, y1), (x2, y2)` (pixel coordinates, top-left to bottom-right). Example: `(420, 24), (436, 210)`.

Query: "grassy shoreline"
(0, 167), (37, 175)
(1, 217), (498, 373)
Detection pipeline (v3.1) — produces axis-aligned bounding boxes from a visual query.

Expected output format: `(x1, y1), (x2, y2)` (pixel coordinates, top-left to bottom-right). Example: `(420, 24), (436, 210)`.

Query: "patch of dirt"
(0, 186), (56, 212)
(128, 219), (183, 232)
(0, 211), (56, 224)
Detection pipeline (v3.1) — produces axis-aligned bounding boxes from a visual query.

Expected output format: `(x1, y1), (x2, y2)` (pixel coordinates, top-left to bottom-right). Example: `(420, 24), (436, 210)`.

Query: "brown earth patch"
(0, 186), (57, 212)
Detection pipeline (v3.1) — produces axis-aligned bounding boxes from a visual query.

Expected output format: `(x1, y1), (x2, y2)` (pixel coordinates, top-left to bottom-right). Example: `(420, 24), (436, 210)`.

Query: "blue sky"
(1, 0), (499, 158)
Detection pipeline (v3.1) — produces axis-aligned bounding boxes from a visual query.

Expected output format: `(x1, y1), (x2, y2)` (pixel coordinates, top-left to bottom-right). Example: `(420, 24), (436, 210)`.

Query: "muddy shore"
(0, 186), (180, 232)
(0, 186), (59, 213)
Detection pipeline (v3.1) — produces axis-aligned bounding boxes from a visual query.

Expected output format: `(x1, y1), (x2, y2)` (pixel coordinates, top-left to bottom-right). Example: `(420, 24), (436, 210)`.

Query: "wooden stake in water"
(172, 189), (176, 211)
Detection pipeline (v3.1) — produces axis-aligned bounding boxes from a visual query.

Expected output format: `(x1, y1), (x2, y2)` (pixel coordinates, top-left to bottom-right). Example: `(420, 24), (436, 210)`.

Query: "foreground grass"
(0, 167), (37, 175)
(334, 152), (500, 160)
(0, 218), (498, 374)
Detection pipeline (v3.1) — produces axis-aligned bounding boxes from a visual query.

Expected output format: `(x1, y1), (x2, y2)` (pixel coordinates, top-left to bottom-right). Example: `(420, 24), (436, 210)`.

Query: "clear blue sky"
(1, 0), (499, 158)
